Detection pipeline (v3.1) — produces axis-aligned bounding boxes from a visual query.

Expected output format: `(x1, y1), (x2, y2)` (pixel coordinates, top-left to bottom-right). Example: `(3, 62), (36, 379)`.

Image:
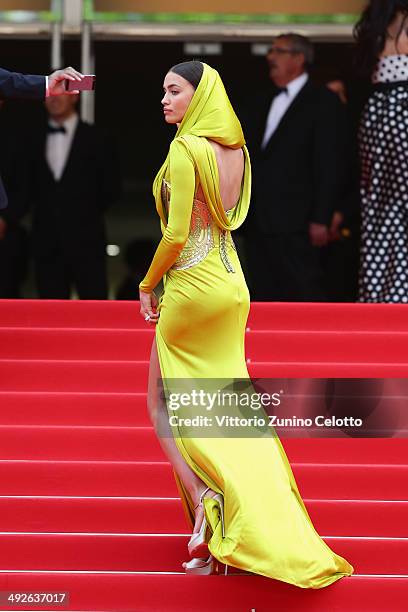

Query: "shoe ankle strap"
(200, 486), (211, 504)
(194, 486), (211, 510)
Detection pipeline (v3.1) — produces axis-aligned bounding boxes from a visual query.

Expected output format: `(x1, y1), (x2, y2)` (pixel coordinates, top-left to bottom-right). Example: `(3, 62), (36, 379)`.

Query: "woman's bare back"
(195, 139), (244, 212)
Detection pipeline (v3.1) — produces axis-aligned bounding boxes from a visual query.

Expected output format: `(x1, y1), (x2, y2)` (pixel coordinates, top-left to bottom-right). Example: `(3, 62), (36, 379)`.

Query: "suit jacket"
(28, 118), (121, 257)
(0, 68), (45, 210)
(242, 79), (349, 234)
(0, 116), (29, 227)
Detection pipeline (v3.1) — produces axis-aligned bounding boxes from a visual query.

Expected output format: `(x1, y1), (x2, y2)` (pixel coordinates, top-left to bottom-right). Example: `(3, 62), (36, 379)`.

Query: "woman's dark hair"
(354, 0), (408, 77)
(169, 60), (204, 89)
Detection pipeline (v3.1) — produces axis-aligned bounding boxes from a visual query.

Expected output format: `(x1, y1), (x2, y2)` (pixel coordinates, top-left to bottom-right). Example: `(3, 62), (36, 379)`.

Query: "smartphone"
(65, 75), (96, 92)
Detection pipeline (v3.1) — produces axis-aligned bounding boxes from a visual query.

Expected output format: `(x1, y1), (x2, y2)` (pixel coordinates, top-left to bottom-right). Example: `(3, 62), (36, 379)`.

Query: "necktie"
(47, 124), (66, 134)
(275, 86), (288, 95)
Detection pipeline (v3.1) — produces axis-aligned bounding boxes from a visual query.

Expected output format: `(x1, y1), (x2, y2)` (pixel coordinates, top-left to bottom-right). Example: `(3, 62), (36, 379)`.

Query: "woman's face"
(161, 72), (195, 125)
(384, 11), (408, 56)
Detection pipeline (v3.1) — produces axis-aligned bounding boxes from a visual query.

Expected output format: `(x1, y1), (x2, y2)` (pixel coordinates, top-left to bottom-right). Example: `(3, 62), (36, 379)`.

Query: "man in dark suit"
(27, 91), (121, 299)
(0, 101), (30, 297)
(0, 66), (85, 211)
(243, 34), (348, 301)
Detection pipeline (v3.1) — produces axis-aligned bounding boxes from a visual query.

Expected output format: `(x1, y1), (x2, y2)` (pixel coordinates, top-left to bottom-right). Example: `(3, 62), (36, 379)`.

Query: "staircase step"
(0, 392), (150, 426)
(0, 426), (406, 463)
(2, 300), (408, 333)
(1, 460), (406, 500)
(0, 300), (142, 330)
(3, 359), (408, 392)
(4, 328), (408, 364)
(0, 461), (178, 497)
(0, 497), (405, 537)
(251, 361), (408, 377)
(0, 497), (186, 535)
(293, 463), (408, 501)
(0, 387), (402, 439)
(246, 302), (408, 332)
(0, 426), (163, 461)
(282, 438), (408, 465)
(245, 330), (408, 362)
(0, 360), (149, 392)
(0, 533), (405, 575)
(0, 386), (403, 438)
(0, 328), (153, 360)
(0, 572), (405, 612)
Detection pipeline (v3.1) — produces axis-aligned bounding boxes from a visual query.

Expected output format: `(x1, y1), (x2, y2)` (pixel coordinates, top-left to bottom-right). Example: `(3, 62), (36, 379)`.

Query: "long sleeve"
(0, 68), (45, 100)
(0, 124), (29, 224)
(139, 138), (196, 293)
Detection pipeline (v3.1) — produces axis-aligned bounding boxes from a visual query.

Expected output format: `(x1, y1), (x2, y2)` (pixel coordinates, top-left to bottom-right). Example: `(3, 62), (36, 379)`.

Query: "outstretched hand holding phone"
(65, 74), (96, 92)
(48, 67), (85, 96)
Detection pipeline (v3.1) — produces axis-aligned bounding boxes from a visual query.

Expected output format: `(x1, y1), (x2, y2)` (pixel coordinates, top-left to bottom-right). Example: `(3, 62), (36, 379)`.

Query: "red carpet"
(0, 299), (407, 611)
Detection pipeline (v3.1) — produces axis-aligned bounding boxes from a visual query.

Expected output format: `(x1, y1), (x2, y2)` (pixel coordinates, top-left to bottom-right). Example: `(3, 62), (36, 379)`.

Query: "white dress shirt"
(46, 112), (79, 181)
(261, 72), (309, 149)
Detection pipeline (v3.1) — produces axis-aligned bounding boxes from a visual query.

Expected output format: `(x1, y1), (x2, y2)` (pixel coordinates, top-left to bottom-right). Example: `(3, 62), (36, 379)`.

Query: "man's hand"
(0, 217), (7, 240)
(48, 67), (84, 96)
(328, 211), (344, 242)
(309, 222), (329, 247)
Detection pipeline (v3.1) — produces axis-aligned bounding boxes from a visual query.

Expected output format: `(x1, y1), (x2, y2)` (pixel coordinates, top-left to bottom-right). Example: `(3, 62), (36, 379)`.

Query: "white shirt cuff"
(45, 75), (49, 97)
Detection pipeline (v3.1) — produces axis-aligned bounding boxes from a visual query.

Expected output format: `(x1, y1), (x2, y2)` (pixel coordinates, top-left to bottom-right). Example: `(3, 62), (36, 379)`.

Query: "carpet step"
(0, 360), (149, 392)
(3, 328), (408, 364)
(0, 300), (142, 330)
(0, 426), (406, 463)
(251, 361), (408, 376)
(0, 573), (405, 612)
(245, 302), (408, 332)
(0, 328), (153, 360)
(0, 497), (405, 537)
(0, 533), (405, 575)
(245, 330), (408, 363)
(1, 460), (406, 500)
(2, 359), (408, 392)
(0, 426), (164, 461)
(2, 300), (408, 333)
(0, 392), (150, 426)
(0, 461), (178, 497)
(0, 388), (402, 438)
(0, 389), (402, 438)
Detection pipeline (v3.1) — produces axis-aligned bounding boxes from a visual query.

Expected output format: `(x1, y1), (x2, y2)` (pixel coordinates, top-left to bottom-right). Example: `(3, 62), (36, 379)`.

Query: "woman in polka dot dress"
(355, 1), (408, 302)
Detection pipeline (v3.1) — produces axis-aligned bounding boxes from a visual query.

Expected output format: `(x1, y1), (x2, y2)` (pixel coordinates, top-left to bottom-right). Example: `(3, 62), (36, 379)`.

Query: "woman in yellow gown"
(139, 60), (354, 587)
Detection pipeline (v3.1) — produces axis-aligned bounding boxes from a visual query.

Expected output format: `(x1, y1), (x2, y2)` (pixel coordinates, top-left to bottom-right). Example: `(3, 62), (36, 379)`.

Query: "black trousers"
(34, 246), (108, 299)
(245, 230), (327, 302)
(0, 227), (29, 298)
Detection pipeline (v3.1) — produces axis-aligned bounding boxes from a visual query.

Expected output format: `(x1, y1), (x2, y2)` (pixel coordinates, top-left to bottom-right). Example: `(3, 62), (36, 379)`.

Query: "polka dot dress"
(359, 55), (408, 303)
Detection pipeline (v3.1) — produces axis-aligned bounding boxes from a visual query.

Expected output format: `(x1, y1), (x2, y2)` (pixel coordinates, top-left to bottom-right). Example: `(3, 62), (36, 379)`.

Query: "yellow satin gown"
(139, 63), (354, 588)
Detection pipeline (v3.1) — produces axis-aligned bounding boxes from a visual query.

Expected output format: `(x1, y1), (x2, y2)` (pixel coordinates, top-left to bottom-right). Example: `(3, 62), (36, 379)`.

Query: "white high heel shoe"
(182, 555), (217, 575)
(182, 555), (229, 576)
(188, 486), (225, 558)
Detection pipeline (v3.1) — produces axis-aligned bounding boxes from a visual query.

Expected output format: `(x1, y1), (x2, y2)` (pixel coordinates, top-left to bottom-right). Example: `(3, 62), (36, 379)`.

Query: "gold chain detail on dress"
(219, 208), (236, 273)
(172, 198), (215, 270)
(161, 179), (170, 216)
(163, 179), (236, 273)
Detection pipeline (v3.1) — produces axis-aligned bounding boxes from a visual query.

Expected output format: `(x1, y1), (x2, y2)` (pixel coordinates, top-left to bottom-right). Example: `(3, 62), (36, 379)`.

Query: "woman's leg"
(148, 337), (214, 532)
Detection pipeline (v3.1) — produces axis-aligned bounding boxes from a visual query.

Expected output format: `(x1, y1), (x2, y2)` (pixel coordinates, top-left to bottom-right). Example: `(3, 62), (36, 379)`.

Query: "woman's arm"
(139, 138), (196, 293)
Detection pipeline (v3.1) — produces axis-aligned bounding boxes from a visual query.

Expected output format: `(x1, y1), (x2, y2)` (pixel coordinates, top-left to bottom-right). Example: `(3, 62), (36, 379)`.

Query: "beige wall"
(0, 1), (50, 9)
(95, 0), (366, 14)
